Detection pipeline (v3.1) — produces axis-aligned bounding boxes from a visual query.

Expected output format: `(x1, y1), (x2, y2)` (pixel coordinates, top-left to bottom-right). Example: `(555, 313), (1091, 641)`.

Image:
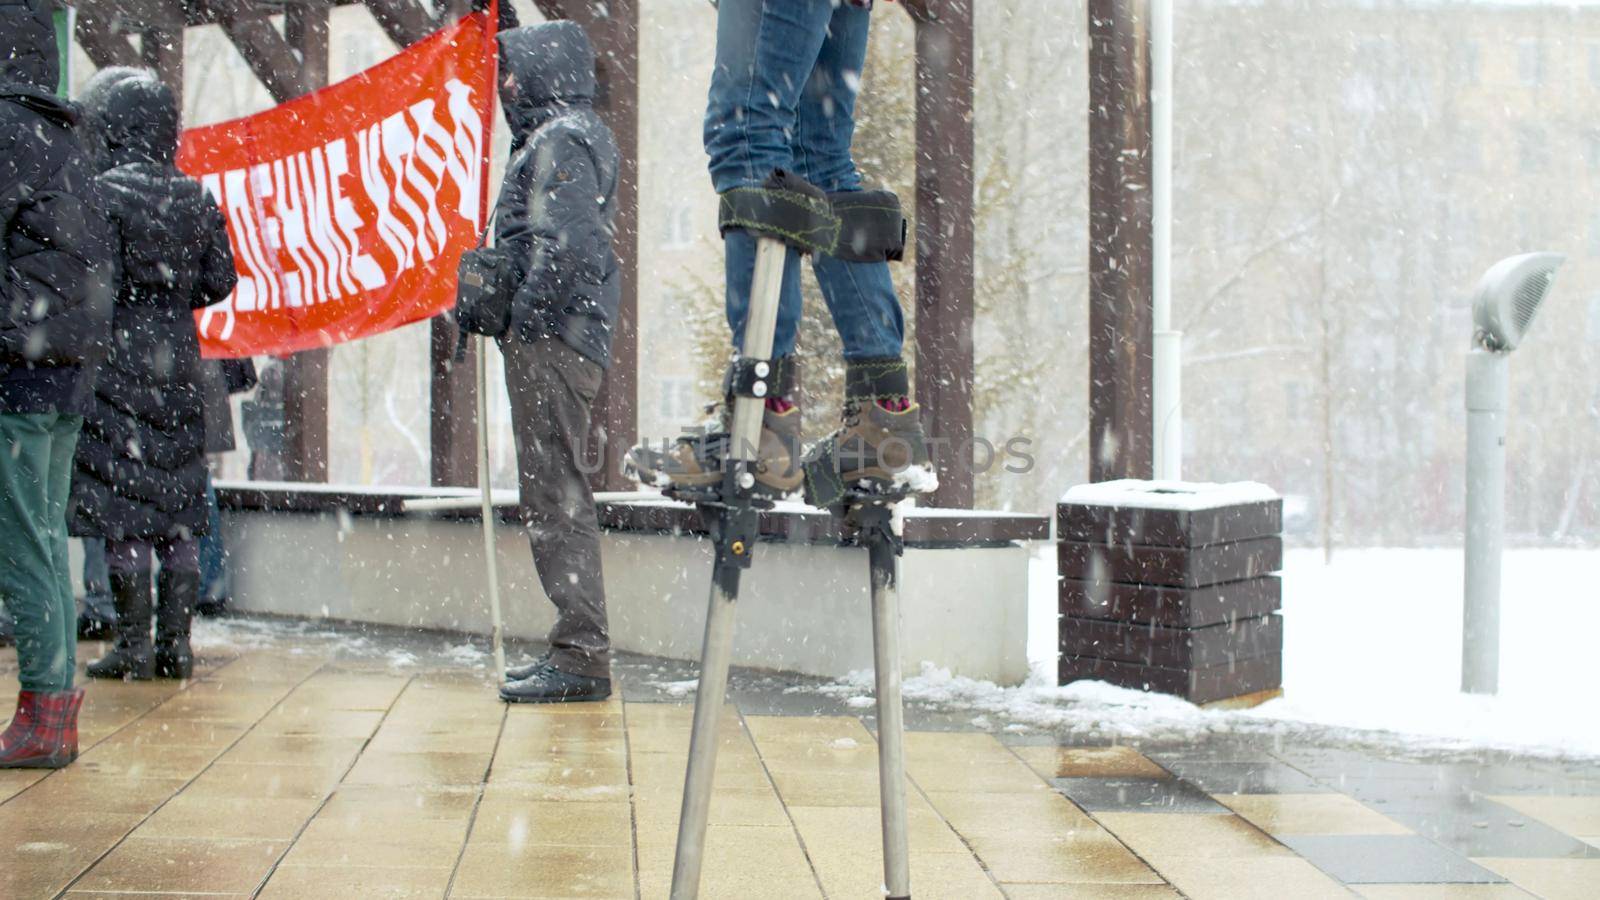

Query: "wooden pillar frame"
(532, 0), (640, 492)
(74, 9), (139, 70)
(214, 0), (331, 480)
(903, 0), (976, 508)
(1087, 0), (1155, 483)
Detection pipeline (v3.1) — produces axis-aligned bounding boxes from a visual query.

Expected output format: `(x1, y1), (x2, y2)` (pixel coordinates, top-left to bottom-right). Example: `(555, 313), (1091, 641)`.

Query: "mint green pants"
(0, 413), (82, 692)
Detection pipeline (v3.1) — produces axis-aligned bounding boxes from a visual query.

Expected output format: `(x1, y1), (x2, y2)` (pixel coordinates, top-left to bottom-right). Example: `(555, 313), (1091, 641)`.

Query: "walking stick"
(475, 334), (507, 676)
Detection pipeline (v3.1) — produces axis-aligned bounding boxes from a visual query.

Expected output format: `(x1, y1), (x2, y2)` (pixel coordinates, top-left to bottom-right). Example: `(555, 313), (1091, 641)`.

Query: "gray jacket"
(494, 22), (621, 369)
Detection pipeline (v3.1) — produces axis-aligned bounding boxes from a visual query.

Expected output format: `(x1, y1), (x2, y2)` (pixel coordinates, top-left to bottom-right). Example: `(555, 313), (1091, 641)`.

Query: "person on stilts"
(627, 0), (937, 503)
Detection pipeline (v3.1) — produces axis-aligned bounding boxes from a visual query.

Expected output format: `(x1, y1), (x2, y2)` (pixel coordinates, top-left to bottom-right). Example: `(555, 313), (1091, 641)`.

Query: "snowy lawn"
(848, 546), (1600, 759)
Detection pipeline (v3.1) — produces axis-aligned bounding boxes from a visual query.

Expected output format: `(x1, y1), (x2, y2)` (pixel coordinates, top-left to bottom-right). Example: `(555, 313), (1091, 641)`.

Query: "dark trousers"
(500, 337), (610, 680)
(105, 537), (200, 575)
(0, 413), (82, 692)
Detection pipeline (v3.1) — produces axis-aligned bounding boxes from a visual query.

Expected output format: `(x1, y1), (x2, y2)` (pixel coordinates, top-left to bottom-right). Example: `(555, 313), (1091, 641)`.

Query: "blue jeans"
(198, 474), (227, 603)
(705, 0), (905, 362)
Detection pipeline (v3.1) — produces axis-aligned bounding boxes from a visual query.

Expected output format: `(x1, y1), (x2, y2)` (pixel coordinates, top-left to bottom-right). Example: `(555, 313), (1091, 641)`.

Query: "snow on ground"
(922, 546), (1600, 759)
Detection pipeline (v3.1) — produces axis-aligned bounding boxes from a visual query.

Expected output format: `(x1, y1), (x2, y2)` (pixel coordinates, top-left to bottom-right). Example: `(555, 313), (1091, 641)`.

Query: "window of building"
(1518, 39), (1543, 87)
(1590, 44), (1600, 87)
(1516, 125), (1547, 174)
(660, 206), (695, 249)
(657, 376), (698, 423)
(1453, 41), (1481, 85)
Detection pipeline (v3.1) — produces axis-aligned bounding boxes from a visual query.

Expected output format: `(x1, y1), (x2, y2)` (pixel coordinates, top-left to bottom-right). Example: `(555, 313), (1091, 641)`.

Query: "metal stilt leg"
(669, 235), (788, 900)
(854, 499), (911, 899)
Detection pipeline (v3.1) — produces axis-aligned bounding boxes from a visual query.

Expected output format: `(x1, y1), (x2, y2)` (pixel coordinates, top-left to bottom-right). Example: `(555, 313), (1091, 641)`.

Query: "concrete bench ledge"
(216, 482), (1045, 685)
(215, 481), (1048, 548)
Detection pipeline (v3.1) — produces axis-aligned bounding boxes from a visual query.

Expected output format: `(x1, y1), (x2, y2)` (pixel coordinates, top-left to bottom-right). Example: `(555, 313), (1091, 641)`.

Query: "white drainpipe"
(1151, 0), (1183, 481)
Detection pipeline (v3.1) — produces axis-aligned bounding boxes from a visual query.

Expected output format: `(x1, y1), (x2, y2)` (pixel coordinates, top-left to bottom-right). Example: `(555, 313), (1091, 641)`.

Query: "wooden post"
(140, 26), (183, 92)
(429, 1), (478, 487)
(74, 9), (140, 70)
(1087, 0), (1154, 483)
(906, 0), (976, 508)
(280, 2), (332, 482)
(534, 0), (640, 491)
(430, 320), (478, 486)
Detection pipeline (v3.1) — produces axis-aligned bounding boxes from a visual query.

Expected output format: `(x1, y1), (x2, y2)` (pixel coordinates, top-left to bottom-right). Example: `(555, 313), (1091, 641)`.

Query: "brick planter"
(1057, 480), (1284, 706)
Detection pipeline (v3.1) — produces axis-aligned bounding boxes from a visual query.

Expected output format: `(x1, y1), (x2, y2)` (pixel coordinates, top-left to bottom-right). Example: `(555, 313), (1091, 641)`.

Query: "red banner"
(180, 14), (496, 358)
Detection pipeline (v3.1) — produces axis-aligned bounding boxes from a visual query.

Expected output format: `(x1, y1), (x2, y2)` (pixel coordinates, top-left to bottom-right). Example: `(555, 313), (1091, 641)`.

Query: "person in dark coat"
(195, 357), (255, 616)
(70, 67), (238, 682)
(492, 18), (622, 704)
(241, 358), (287, 481)
(0, 0), (114, 769)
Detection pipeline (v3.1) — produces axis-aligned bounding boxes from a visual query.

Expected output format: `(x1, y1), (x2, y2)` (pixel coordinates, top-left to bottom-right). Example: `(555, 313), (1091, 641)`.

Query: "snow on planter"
(1057, 479), (1284, 706)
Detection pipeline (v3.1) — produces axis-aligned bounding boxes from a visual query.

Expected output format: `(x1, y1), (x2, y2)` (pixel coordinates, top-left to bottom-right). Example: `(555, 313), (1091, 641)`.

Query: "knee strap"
(718, 169), (840, 256)
(829, 190), (907, 263)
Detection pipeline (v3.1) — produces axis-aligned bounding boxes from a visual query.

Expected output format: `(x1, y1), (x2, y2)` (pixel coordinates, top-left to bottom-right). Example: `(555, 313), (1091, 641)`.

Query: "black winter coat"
(70, 69), (237, 542)
(0, 0), (114, 414)
(495, 22), (621, 368)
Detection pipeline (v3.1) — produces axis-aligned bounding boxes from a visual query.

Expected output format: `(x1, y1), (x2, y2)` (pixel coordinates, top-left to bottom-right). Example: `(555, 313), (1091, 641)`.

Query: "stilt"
(669, 236), (787, 899)
(849, 494), (912, 899)
(667, 171), (912, 898)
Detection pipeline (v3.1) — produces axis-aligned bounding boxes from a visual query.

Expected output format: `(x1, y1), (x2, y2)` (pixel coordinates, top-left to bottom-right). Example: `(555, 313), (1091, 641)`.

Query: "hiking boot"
(154, 569), (198, 680)
(0, 689), (85, 769)
(499, 664), (612, 704)
(625, 357), (804, 498)
(87, 572), (154, 681)
(802, 357), (939, 507)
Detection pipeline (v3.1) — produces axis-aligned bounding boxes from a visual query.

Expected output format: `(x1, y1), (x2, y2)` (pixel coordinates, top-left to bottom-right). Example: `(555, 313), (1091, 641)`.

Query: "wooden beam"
(430, 320), (478, 487)
(909, 0), (976, 508)
(426, 2), (477, 486)
(140, 26), (183, 92)
(361, 0), (437, 48)
(74, 8), (140, 70)
(213, 0), (314, 104)
(1087, 0), (1154, 482)
(538, 1), (639, 492)
(279, 1), (332, 482)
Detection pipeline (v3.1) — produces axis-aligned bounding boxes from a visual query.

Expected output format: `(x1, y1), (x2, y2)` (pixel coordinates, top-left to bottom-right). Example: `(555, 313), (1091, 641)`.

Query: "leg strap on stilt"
(828, 189), (907, 263)
(718, 170), (839, 255)
(722, 355), (796, 403)
(843, 357), (910, 404)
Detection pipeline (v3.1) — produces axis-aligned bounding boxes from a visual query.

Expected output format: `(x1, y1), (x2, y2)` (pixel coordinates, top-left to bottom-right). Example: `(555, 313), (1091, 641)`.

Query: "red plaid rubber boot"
(0, 689), (86, 769)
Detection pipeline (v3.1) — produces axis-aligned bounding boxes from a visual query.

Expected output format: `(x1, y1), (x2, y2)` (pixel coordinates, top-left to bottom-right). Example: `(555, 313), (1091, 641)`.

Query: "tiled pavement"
(0, 620), (1597, 899)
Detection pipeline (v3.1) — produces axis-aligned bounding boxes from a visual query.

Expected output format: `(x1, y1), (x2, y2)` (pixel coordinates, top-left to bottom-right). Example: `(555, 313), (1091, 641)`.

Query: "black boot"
(87, 572), (154, 680)
(499, 663), (612, 704)
(154, 569), (198, 680)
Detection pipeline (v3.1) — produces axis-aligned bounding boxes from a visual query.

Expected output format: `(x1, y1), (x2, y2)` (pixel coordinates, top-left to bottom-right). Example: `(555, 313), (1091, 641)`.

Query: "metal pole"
(869, 521), (910, 900)
(476, 335), (506, 677)
(727, 238), (787, 457)
(669, 572), (739, 898)
(671, 235), (788, 899)
(1462, 349), (1508, 694)
(1151, 0), (1181, 481)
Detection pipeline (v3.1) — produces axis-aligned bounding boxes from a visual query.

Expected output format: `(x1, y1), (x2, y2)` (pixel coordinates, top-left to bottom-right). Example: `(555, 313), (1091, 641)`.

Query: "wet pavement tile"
(1280, 834), (1508, 883)
(1053, 776), (1231, 813)
(1160, 759), (1332, 795)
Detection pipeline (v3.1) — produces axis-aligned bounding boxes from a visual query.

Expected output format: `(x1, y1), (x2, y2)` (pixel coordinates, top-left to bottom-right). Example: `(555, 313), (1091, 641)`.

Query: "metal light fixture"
(1461, 252), (1563, 695)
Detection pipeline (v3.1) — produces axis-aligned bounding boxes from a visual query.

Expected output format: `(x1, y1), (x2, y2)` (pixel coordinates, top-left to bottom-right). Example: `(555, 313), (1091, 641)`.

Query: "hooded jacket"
(493, 22), (621, 368)
(0, 0), (114, 414)
(70, 68), (238, 542)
